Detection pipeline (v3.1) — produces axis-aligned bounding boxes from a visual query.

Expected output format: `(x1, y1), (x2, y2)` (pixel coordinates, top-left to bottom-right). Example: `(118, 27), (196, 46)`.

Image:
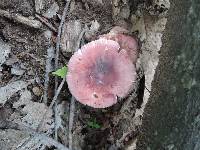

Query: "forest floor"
(0, 0), (169, 149)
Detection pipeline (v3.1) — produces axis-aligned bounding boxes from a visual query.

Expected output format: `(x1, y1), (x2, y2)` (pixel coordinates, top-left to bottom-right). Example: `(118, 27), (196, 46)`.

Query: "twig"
(0, 121), (70, 150)
(43, 46), (53, 104)
(50, 77), (66, 109)
(55, 0), (71, 72)
(35, 14), (57, 33)
(68, 96), (75, 150)
(37, 77), (66, 131)
(37, 0), (71, 136)
(43, 30), (54, 104)
(53, 77), (66, 140)
(54, 102), (59, 140)
(54, 0), (72, 140)
(76, 28), (87, 50)
(68, 28), (87, 150)
(0, 9), (42, 29)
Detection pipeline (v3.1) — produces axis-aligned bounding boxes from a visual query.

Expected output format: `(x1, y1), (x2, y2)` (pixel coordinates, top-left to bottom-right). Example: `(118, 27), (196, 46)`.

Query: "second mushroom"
(67, 28), (138, 108)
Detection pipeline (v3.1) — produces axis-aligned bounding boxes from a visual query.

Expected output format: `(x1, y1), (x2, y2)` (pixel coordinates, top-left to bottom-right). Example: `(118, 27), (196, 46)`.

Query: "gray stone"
(61, 20), (83, 56)
(43, 2), (59, 19)
(0, 40), (10, 66)
(0, 80), (29, 105)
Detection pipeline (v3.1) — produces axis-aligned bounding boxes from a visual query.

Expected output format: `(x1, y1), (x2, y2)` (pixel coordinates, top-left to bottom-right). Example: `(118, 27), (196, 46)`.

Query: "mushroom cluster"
(67, 27), (138, 108)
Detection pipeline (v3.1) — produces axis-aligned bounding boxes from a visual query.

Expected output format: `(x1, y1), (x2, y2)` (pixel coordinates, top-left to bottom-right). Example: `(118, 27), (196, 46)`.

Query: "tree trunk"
(137, 0), (200, 149)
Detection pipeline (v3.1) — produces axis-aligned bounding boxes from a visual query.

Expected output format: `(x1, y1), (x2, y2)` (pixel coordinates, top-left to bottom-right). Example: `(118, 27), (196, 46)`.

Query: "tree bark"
(137, 0), (200, 149)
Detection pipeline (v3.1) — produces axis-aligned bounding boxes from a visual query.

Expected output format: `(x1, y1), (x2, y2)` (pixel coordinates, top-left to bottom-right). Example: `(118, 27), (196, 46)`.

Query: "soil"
(0, 0), (169, 150)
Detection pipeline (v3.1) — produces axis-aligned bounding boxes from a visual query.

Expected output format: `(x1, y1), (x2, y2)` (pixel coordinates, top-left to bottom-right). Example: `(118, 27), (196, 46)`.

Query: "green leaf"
(87, 119), (101, 129)
(52, 66), (67, 78)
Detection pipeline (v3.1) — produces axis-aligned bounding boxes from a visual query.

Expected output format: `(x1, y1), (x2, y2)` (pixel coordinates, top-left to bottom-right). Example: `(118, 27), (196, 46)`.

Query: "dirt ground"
(0, 0), (169, 150)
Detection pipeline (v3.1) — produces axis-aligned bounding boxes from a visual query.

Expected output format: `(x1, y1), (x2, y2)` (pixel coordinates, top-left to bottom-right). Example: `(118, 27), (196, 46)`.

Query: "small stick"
(54, 0), (72, 140)
(68, 96), (75, 150)
(43, 30), (54, 104)
(35, 14), (57, 33)
(37, 77), (66, 131)
(0, 9), (42, 29)
(55, 0), (72, 72)
(41, 30), (54, 104)
(50, 77), (66, 109)
(36, 0), (72, 137)
(52, 77), (66, 140)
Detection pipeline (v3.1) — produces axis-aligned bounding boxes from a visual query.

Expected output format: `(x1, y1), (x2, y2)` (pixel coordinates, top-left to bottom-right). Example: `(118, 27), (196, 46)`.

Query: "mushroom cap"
(100, 27), (139, 63)
(67, 39), (136, 108)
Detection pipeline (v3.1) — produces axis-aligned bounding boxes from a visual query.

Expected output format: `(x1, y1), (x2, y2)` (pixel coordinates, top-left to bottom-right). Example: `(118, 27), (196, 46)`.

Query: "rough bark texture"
(137, 0), (200, 149)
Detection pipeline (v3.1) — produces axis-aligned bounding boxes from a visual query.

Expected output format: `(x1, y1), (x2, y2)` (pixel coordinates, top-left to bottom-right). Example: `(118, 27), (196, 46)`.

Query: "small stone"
(43, 2), (59, 19)
(11, 67), (25, 76)
(0, 81), (29, 105)
(35, 0), (45, 13)
(0, 40), (11, 66)
(61, 20), (83, 57)
(85, 20), (100, 41)
(32, 86), (43, 96)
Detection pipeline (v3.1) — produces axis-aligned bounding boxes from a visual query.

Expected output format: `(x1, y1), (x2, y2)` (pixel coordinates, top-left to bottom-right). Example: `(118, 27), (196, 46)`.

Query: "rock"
(131, 14), (146, 42)
(5, 55), (19, 66)
(148, 0), (170, 16)
(154, 0), (170, 10)
(0, 39), (11, 67)
(61, 20), (83, 57)
(35, 0), (45, 13)
(11, 65), (25, 76)
(35, 0), (55, 14)
(43, 2), (59, 19)
(12, 90), (53, 132)
(17, 102), (52, 131)
(112, 0), (130, 20)
(85, 20), (100, 41)
(13, 90), (32, 108)
(0, 129), (29, 150)
(0, 80), (29, 105)
(32, 86), (43, 96)
(0, 0), (34, 16)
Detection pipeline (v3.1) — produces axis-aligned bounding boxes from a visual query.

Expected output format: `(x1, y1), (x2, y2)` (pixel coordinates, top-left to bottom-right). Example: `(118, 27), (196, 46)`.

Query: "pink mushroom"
(100, 26), (139, 63)
(67, 38), (137, 108)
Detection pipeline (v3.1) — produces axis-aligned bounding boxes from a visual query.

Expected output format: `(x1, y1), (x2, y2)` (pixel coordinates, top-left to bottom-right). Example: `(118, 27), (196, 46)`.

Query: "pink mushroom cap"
(100, 26), (139, 63)
(67, 39), (136, 108)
